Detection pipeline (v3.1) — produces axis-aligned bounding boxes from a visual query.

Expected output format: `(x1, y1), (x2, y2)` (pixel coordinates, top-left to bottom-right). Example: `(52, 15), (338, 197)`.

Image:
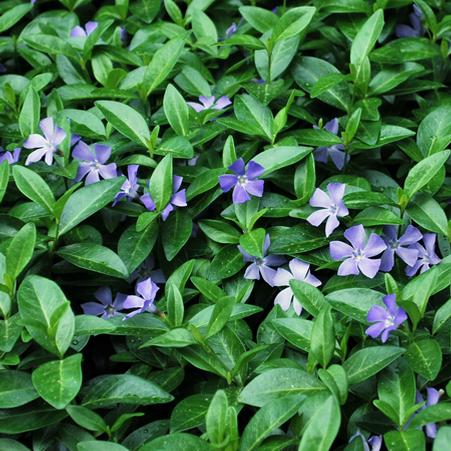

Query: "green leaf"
(19, 86), (40, 138)
(404, 338), (442, 381)
(207, 296), (234, 337)
(198, 220), (240, 244)
(32, 354), (82, 409)
(404, 150), (450, 199)
(433, 426), (451, 451)
(66, 405), (108, 433)
(167, 284), (184, 328)
(141, 328), (195, 348)
(74, 315), (116, 336)
(273, 6), (316, 41)
(163, 84), (189, 136)
(290, 279), (326, 317)
(0, 3), (32, 33)
(239, 6), (278, 33)
(162, 209), (192, 261)
(238, 368), (325, 407)
(310, 306), (335, 368)
(252, 146), (312, 175)
(61, 109), (106, 139)
(298, 395), (340, 451)
(417, 105), (451, 156)
(0, 370), (38, 408)
(12, 165), (55, 214)
(406, 193), (448, 235)
(208, 245), (245, 281)
(57, 243), (129, 279)
(370, 38), (440, 64)
(239, 228), (266, 258)
(59, 177), (125, 235)
(139, 433), (211, 451)
(118, 222), (158, 273)
(294, 153), (316, 203)
(433, 298), (451, 334)
(326, 288), (383, 323)
(170, 394), (212, 433)
(343, 346), (405, 385)
(17, 275), (75, 357)
(149, 154), (173, 211)
(143, 38), (185, 96)
(353, 207), (403, 226)
(206, 390), (228, 446)
(0, 161), (9, 204)
(96, 101), (150, 148)
(271, 317), (312, 352)
(78, 442), (128, 451)
(5, 222), (36, 280)
(82, 374), (173, 408)
(240, 395), (304, 451)
(384, 430), (425, 451)
(0, 407), (66, 434)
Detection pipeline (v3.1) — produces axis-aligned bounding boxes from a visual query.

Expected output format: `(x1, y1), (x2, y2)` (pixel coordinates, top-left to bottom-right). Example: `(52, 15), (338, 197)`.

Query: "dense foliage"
(0, 0), (450, 449)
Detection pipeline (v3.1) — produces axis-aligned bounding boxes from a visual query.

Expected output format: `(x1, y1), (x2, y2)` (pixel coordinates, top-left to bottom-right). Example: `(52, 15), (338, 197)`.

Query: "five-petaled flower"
(380, 225), (422, 272)
(140, 175), (187, 221)
(71, 21), (98, 38)
(81, 286), (126, 319)
(405, 233), (441, 277)
(330, 224), (387, 278)
(73, 141), (117, 185)
(314, 118), (349, 170)
(365, 294), (407, 343)
(0, 147), (21, 165)
(24, 117), (66, 166)
(238, 234), (285, 286)
(219, 158), (264, 204)
(187, 95), (232, 112)
(122, 277), (160, 318)
(113, 164), (140, 205)
(273, 258), (321, 315)
(307, 182), (348, 237)
(415, 388), (443, 438)
(396, 5), (424, 38)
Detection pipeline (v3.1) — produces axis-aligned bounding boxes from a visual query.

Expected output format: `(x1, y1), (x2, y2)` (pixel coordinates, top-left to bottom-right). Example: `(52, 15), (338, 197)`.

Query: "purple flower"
(314, 118), (349, 170)
(72, 141), (117, 185)
(218, 158), (264, 204)
(349, 431), (382, 451)
(365, 294), (407, 342)
(405, 233), (441, 277)
(24, 117), (66, 166)
(122, 277), (160, 318)
(225, 23), (238, 38)
(330, 225), (387, 278)
(252, 78), (265, 84)
(130, 256), (166, 283)
(380, 225), (422, 272)
(70, 21), (98, 38)
(415, 388), (443, 438)
(113, 165), (140, 205)
(140, 175), (187, 221)
(187, 95), (232, 112)
(273, 259), (321, 315)
(307, 183), (348, 237)
(0, 147), (21, 164)
(396, 5), (424, 38)
(81, 287), (126, 319)
(238, 234), (285, 286)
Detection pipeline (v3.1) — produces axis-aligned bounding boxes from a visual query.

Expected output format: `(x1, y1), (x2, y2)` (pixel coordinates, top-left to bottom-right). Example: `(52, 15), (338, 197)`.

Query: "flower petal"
(274, 287), (293, 311)
(23, 134), (47, 149)
(218, 174), (237, 192)
(330, 241), (354, 260)
(309, 187), (331, 208)
(245, 179), (264, 197)
(94, 144), (111, 163)
(358, 257), (381, 279)
(232, 184), (250, 204)
(307, 209), (330, 227)
(337, 258), (359, 276)
(344, 224), (366, 250)
(73, 141), (94, 162)
(246, 160), (265, 179)
(228, 158), (245, 175)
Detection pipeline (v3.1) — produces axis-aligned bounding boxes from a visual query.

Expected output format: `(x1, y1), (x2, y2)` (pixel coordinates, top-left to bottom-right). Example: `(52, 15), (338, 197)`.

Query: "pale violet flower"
(81, 287), (126, 319)
(122, 277), (160, 318)
(187, 95), (231, 112)
(273, 259), (321, 315)
(0, 147), (21, 165)
(405, 233), (441, 277)
(113, 165), (140, 205)
(314, 118), (349, 170)
(71, 21), (98, 38)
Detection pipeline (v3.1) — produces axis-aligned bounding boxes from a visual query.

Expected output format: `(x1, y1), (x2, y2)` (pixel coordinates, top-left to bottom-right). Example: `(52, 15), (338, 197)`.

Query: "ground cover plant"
(0, 0), (450, 449)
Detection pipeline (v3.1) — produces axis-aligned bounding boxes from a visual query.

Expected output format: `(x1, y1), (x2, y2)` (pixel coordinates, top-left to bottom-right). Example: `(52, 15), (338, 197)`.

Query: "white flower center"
(238, 175), (248, 186)
(384, 315), (395, 328)
(353, 249), (365, 261)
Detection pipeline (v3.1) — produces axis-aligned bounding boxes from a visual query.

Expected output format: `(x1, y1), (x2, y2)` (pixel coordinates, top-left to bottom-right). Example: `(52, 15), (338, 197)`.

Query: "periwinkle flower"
(0, 147), (21, 164)
(330, 224), (387, 278)
(349, 431), (382, 451)
(225, 22), (238, 38)
(81, 287), (126, 319)
(71, 21), (98, 38)
(238, 234), (285, 286)
(314, 118), (349, 170)
(187, 95), (232, 112)
(307, 182), (348, 237)
(396, 5), (424, 38)
(380, 225), (422, 272)
(405, 233), (441, 277)
(415, 388), (443, 438)
(113, 165), (140, 205)
(24, 117), (66, 166)
(218, 158), (264, 204)
(365, 294), (407, 343)
(273, 259), (321, 315)
(140, 175), (187, 221)
(72, 141), (117, 185)
(122, 277), (160, 318)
